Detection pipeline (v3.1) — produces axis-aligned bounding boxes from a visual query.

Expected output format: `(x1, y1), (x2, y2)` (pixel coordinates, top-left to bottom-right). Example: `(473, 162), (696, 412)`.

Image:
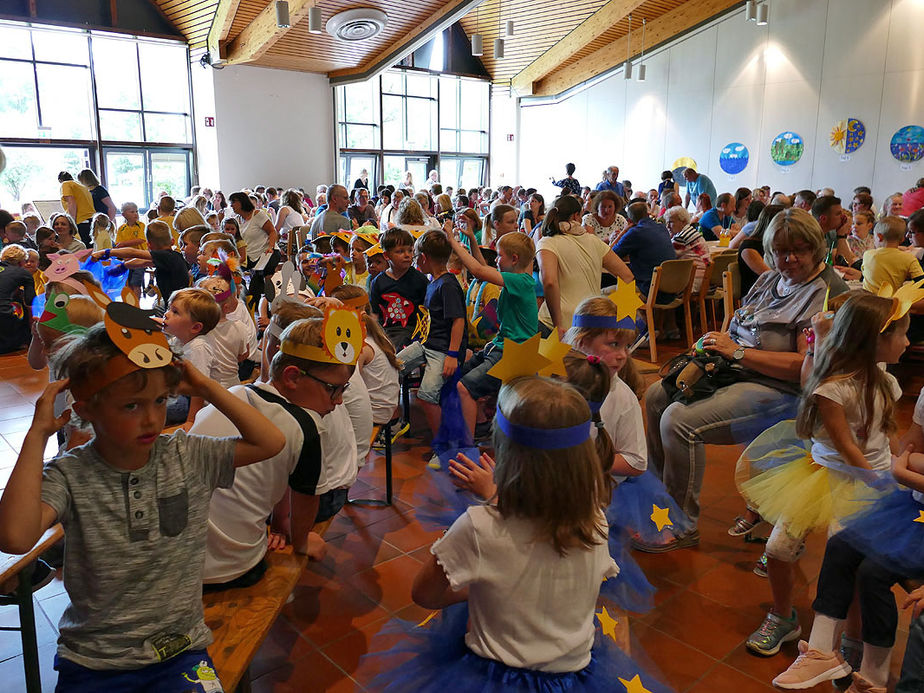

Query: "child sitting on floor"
(0, 320), (284, 691)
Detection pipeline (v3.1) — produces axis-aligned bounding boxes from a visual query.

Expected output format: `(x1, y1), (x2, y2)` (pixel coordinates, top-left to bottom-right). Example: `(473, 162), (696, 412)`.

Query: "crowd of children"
(0, 171), (923, 693)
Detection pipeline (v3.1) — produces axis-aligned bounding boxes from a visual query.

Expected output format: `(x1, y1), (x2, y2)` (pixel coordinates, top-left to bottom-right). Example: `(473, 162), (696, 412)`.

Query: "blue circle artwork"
(770, 131), (804, 166)
(890, 125), (924, 163)
(719, 143), (749, 175)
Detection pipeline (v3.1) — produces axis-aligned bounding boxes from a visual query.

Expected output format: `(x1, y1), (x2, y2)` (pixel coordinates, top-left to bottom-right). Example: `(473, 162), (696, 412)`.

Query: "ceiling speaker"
(325, 8), (388, 41)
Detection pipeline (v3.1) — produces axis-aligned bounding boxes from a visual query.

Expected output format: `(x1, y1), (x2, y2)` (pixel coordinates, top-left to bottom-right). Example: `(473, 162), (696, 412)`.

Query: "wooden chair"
(721, 261), (742, 332)
(692, 262), (714, 333)
(644, 259), (695, 363)
(698, 250), (738, 331)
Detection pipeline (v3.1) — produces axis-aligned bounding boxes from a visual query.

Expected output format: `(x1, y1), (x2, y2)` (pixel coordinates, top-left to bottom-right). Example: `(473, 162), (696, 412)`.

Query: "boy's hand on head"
(174, 359), (214, 399)
(32, 379), (71, 438)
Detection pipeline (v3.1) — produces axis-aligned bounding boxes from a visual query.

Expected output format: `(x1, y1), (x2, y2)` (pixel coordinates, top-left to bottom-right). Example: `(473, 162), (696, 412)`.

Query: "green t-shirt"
(494, 271), (539, 346)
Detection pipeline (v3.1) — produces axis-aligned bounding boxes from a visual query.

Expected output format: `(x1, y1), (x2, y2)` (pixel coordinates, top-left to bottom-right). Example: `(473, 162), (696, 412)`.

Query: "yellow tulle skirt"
(735, 420), (885, 538)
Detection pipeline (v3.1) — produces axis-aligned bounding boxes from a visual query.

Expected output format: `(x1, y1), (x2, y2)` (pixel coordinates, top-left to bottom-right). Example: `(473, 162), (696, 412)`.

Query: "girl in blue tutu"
(740, 292), (911, 690)
(366, 376), (671, 692)
(564, 295), (696, 552)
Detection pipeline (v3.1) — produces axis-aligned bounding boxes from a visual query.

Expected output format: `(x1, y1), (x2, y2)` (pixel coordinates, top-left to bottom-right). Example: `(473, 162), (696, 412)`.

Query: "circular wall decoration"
(770, 131), (804, 166)
(719, 143), (749, 175)
(830, 118), (866, 154)
(671, 157), (697, 184)
(890, 125), (924, 163)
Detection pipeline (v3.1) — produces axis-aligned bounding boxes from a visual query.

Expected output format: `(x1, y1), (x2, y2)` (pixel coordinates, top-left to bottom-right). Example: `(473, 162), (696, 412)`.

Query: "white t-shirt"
(343, 368), (373, 466)
(600, 376), (646, 472)
(226, 299), (259, 359)
(362, 336), (400, 423)
(536, 230), (611, 329)
(810, 373), (902, 471)
(196, 384), (311, 582)
(914, 385), (924, 427)
(314, 403), (359, 495)
(432, 505), (619, 673)
(205, 319), (253, 388)
(277, 205), (303, 241)
(239, 209), (273, 256)
(183, 335), (212, 375)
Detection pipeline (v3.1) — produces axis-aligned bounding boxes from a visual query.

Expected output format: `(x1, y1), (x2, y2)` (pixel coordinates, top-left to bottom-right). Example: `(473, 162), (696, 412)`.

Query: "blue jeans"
(645, 379), (798, 524)
(897, 613), (924, 693)
(55, 650), (222, 692)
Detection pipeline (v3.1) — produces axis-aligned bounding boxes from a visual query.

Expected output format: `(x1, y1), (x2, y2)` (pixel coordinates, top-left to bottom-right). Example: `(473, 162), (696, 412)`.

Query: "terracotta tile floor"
(0, 346), (917, 692)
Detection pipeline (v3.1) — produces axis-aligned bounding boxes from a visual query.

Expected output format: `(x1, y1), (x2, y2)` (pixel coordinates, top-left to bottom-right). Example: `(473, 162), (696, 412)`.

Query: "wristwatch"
(731, 346), (746, 361)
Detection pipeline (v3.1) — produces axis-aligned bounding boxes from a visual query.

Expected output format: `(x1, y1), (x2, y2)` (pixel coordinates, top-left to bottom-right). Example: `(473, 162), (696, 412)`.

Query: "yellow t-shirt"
(116, 222), (147, 250)
(157, 215), (178, 246)
(60, 181), (95, 224)
(862, 247), (924, 292)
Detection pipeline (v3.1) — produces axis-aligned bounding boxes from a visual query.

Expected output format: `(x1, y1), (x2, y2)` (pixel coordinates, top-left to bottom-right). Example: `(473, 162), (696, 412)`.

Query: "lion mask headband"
(279, 306), (366, 366)
(878, 278), (924, 333)
(70, 302), (173, 402)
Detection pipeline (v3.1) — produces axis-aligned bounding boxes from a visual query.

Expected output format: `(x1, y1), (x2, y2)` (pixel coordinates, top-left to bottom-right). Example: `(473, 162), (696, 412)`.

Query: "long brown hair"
(329, 284), (401, 369)
(563, 350), (615, 493)
(493, 377), (607, 556)
(796, 291), (904, 440)
(540, 195), (583, 237)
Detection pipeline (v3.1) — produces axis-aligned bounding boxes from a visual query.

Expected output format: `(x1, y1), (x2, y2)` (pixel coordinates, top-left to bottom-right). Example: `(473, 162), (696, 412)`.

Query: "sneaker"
(844, 672), (886, 693)
(834, 636), (863, 690)
(427, 453), (442, 470)
(746, 609), (802, 656)
(771, 640), (852, 689)
(631, 529), (700, 553)
(753, 552), (769, 578)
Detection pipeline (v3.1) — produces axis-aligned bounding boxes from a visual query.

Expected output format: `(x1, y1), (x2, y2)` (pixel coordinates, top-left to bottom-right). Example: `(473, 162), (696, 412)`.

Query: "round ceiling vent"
(326, 8), (388, 41)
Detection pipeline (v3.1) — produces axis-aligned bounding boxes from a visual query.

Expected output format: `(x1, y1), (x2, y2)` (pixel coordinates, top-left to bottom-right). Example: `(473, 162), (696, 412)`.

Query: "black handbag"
(659, 351), (745, 404)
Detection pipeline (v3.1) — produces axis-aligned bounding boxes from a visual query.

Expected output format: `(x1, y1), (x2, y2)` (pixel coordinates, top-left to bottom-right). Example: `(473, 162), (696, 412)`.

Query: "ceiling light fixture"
(757, 2), (769, 25)
(637, 17), (646, 81)
(275, 1), (291, 28)
(746, 0), (757, 21)
(624, 13), (633, 80)
(308, 3), (322, 33)
(506, 20), (515, 37)
(472, 2), (483, 57)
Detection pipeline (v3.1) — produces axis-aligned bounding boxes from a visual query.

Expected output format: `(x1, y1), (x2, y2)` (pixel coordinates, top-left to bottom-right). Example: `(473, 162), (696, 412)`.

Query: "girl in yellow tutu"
(738, 291), (910, 658)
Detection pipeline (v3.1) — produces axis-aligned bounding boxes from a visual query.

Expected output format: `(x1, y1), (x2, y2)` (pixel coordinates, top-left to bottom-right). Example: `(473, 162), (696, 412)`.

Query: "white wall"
(203, 65), (334, 193)
(518, 0), (924, 205)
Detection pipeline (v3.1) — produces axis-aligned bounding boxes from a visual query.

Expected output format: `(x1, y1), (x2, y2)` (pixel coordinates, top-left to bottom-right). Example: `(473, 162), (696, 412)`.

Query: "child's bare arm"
(412, 553), (468, 609)
(175, 361), (285, 467)
(891, 445), (924, 492)
(0, 380), (68, 553)
(816, 395), (872, 469)
(444, 220), (504, 286)
(93, 247), (151, 262)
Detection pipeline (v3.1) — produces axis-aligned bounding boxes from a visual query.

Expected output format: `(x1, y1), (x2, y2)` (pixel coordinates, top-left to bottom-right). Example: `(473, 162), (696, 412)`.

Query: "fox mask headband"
(280, 306), (366, 366)
(70, 303), (173, 401)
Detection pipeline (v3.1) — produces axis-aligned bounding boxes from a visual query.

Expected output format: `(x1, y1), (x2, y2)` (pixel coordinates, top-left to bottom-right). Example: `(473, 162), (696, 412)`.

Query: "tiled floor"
(0, 346), (917, 692)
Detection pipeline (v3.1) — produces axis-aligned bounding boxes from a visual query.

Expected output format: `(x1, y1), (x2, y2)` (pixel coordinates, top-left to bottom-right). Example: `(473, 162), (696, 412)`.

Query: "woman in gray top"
(640, 208), (847, 551)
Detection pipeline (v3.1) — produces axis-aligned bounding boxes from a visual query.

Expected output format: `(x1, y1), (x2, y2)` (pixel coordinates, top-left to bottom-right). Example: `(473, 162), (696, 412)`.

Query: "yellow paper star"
(914, 510), (924, 525)
(487, 334), (551, 383)
(538, 330), (571, 377)
(650, 504), (673, 532)
(596, 605), (619, 642)
(619, 674), (654, 693)
(609, 279), (644, 321)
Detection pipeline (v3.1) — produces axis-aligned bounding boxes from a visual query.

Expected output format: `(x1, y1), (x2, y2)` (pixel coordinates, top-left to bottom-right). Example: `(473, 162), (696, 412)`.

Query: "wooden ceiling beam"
(206, 0), (242, 61)
(532, 0), (741, 97)
(327, 0), (484, 85)
(511, 0), (647, 96)
(223, 0), (315, 64)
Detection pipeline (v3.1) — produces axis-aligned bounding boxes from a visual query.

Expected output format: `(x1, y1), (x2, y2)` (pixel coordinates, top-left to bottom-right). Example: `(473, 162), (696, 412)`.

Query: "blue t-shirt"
(494, 271), (539, 347)
(595, 180), (626, 198)
(686, 174), (717, 208)
(612, 218), (677, 296)
(697, 209), (730, 241)
(424, 271), (468, 354)
(369, 267), (429, 331)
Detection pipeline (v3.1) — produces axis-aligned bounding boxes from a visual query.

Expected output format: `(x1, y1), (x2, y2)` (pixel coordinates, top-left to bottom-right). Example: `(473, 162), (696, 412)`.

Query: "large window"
(335, 69), (489, 192)
(0, 21), (194, 213)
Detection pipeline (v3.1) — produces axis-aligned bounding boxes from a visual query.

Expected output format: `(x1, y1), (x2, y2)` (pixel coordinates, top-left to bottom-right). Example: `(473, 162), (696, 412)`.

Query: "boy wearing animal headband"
(195, 309), (365, 584)
(0, 303), (285, 691)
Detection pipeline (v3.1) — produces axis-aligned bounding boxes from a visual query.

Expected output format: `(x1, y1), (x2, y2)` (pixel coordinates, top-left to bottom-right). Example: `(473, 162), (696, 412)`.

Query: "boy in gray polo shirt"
(0, 321), (285, 691)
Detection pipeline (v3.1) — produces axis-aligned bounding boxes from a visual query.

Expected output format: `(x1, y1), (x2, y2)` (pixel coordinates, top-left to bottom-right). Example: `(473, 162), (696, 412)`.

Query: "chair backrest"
(708, 252), (738, 289)
(728, 260), (741, 300)
(721, 262), (739, 332)
(654, 258), (695, 294)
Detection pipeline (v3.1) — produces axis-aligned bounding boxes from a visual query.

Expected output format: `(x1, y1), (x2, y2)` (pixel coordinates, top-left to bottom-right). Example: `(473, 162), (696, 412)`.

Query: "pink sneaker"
(845, 672), (886, 693)
(771, 640), (852, 689)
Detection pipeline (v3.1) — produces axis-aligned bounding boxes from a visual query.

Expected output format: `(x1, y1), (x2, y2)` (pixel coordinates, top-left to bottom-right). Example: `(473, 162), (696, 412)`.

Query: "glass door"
(339, 154), (377, 190)
(103, 147), (191, 212)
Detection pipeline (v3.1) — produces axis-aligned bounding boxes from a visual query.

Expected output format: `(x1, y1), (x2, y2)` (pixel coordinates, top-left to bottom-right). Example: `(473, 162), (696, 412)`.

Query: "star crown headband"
(280, 306), (367, 366)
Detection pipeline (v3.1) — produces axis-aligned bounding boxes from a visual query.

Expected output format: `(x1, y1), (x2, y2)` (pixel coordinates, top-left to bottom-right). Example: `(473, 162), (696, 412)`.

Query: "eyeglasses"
(299, 369), (350, 399)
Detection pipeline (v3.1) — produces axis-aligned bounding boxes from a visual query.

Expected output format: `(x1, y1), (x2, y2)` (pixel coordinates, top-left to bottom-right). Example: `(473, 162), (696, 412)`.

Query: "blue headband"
(495, 407), (592, 450)
(571, 314), (636, 330)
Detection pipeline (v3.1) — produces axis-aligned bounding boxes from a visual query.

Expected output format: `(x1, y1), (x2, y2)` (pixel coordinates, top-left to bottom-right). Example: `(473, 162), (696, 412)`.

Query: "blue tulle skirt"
(606, 471), (695, 544)
(364, 602), (675, 693)
(838, 488), (924, 578)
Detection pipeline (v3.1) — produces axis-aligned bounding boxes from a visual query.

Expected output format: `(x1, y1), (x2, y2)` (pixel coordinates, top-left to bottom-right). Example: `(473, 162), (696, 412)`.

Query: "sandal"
(728, 514), (763, 537)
